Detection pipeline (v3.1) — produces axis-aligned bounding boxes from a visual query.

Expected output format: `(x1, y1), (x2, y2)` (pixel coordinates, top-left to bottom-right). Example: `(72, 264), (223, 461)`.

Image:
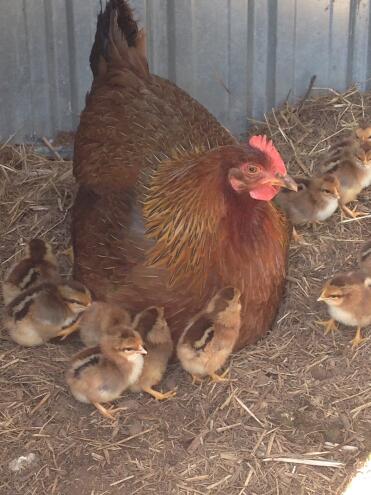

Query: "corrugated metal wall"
(1, 0), (371, 142)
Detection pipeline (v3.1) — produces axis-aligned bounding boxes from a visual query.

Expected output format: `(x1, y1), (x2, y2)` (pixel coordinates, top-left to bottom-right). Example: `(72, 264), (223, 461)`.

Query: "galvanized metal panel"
(228, 0), (249, 135)
(1, 0), (371, 142)
(329, 0), (351, 90)
(350, 0), (370, 89)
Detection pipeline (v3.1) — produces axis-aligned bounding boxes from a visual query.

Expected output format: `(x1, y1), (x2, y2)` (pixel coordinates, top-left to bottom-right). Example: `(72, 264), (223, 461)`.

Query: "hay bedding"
(0, 88), (371, 495)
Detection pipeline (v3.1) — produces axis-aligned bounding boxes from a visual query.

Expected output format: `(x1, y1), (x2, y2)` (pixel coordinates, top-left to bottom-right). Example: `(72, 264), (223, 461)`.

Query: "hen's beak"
(268, 175), (298, 191)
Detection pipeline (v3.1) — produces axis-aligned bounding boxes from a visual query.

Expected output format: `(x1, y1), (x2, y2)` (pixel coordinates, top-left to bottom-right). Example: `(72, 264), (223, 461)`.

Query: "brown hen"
(72, 0), (296, 351)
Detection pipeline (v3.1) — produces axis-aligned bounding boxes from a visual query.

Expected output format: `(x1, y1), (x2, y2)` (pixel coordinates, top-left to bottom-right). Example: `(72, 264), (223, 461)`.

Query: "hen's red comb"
(248, 135), (286, 175)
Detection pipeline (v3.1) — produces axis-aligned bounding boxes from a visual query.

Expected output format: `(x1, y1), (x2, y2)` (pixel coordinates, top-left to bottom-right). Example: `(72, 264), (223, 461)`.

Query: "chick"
(4, 281), (92, 346)
(317, 271), (371, 348)
(79, 301), (131, 347)
(3, 239), (58, 305)
(325, 122), (371, 160)
(320, 142), (371, 218)
(276, 174), (340, 237)
(177, 287), (241, 383)
(359, 239), (371, 274)
(130, 306), (175, 400)
(66, 324), (146, 419)
(355, 121), (371, 144)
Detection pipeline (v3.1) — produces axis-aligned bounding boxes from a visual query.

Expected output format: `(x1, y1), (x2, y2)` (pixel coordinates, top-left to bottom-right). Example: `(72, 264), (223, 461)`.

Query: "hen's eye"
(247, 165), (258, 174)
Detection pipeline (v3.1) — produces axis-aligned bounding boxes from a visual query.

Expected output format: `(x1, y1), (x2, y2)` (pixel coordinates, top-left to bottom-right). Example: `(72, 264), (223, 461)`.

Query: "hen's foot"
(351, 327), (365, 349)
(143, 386), (177, 401)
(317, 319), (338, 335)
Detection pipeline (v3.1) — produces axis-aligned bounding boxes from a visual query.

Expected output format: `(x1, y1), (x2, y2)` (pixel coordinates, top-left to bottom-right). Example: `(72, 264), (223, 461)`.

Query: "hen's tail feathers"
(90, 0), (148, 80)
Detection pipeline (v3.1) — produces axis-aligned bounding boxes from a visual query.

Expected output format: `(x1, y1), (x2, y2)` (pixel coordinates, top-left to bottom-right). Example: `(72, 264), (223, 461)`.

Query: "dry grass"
(1, 87), (371, 495)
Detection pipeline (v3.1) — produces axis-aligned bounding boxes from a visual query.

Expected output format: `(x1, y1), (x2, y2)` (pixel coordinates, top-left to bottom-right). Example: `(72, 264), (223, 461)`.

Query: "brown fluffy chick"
(276, 174), (340, 227)
(4, 281), (92, 346)
(79, 301), (131, 347)
(359, 239), (371, 274)
(324, 122), (371, 161)
(320, 141), (371, 218)
(66, 325), (146, 419)
(355, 121), (371, 144)
(318, 271), (371, 348)
(130, 306), (175, 400)
(3, 239), (59, 305)
(177, 287), (241, 383)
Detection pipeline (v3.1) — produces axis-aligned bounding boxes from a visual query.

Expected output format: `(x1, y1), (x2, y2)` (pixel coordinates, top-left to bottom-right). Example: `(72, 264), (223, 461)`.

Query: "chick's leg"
(209, 369), (230, 383)
(341, 204), (367, 219)
(317, 318), (338, 335)
(292, 227), (304, 243)
(57, 318), (81, 340)
(351, 327), (365, 348)
(191, 374), (203, 385)
(61, 245), (74, 263)
(92, 402), (127, 420)
(142, 386), (176, 401)
(310, 220), (322, 232)
(93, 402), (117, 420)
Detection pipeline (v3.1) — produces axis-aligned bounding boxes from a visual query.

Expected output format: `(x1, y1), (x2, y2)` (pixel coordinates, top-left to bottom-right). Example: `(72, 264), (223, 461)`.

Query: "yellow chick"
(318, 271), (371, 348)
(66, 324), (146, 419)
(276, 174), (340, 239)
(3, 239), (58, 305)
(130, 306), (175, 400)
(177, 287), (241, 383)
(4, 281), (92, 346)
(79, 301), (131, 347)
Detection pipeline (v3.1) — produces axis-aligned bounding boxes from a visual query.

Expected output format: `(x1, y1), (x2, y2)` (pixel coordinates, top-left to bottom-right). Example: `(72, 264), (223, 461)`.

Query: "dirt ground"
(1, 88), (371, 495)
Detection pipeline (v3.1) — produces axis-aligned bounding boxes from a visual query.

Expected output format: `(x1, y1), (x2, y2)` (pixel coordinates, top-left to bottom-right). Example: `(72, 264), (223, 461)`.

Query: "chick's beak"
(334, 188), (341, 199)
(268, 175), (298, 191)
(137, 346), (147, 355)
(317, 291), (327, 302)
